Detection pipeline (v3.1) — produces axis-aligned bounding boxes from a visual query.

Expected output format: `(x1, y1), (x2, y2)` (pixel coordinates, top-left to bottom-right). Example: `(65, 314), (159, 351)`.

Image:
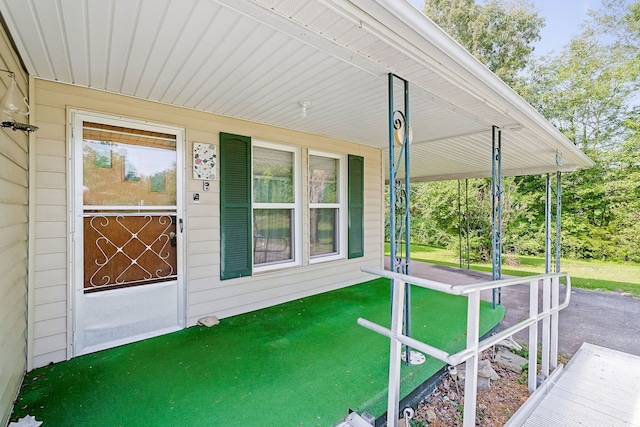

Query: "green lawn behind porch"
(388, 243), (640, 297)
(11, 278), (503, 426)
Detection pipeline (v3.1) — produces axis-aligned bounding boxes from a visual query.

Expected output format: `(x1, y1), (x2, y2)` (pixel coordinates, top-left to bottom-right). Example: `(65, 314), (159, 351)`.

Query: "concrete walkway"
(385, 259), (640, 357)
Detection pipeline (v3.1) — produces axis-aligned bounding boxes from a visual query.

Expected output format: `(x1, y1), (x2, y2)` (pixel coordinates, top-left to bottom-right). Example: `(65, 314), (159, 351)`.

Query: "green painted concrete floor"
(10, 278), (504, 426)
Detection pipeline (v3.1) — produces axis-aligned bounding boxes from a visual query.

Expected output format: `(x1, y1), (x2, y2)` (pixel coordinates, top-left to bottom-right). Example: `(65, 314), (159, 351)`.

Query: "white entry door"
(71, 112), (185, 356)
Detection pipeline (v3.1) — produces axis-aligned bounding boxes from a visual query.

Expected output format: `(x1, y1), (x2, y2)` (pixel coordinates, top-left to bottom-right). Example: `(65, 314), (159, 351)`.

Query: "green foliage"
(517, 364), (529, 385)
(422, 0), (544, 87)
(407, 1), (640, 265)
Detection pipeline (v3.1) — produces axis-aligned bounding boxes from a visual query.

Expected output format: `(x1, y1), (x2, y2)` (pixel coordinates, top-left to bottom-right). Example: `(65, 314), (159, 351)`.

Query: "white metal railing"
(358, 266), (571, 427)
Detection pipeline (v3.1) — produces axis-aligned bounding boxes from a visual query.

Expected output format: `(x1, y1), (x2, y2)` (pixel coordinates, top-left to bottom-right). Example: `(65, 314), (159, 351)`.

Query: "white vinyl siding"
(30, 79), (384, 367)
(30, 99), (68, 368)
(0, 27), (29, 426)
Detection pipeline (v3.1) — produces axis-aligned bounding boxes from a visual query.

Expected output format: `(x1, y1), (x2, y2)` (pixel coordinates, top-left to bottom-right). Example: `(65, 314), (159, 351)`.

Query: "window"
(220, 132), (362, 280)
(82, 122), (177, 207)
(252, 142), (300, 269)
(309, 153), (345, 260)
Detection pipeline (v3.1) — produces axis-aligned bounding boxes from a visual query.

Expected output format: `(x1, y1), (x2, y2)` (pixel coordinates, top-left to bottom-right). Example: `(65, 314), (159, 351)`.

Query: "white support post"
(463, 290), (481, 427)
(541, 277), (551, 377)
(550, 276), (560, 369)
(528, 279), (539, 393)
(386, 278), (406, 427)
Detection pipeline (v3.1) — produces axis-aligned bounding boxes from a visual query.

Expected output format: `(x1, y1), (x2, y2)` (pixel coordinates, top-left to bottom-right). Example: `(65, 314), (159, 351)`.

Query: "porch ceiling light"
(503, 123), (523, 132)
(0, 68), (38, 133)
(298, 100), (311, 118)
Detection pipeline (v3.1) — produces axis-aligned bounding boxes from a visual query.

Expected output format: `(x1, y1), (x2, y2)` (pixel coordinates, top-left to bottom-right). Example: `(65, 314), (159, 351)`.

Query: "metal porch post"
(543, 172), (563, 373)
(546, 171), (563, 273)
(458, 180), (462, 269)
(458, 180), (470, 270)
(556, 172), (562, 273)
(545, 173), (552, 274)
(388, 73), (412, 364)
(551, 172), (562, 368)
(491, 126), (502, 308)
(465, 179), (470, 269)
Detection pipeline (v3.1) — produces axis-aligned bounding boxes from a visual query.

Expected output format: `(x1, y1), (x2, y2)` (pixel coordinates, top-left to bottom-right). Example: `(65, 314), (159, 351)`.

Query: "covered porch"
(9, 276), (504, 426)
(0, 0), (594, 426)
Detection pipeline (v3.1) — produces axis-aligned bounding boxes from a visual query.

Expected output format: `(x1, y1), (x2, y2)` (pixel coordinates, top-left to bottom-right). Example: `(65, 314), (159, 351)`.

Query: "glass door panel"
(82, 122), (178, 293)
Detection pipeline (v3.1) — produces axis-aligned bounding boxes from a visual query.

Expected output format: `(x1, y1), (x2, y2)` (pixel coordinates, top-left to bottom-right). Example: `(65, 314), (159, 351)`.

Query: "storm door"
(71, 112), (185, 356)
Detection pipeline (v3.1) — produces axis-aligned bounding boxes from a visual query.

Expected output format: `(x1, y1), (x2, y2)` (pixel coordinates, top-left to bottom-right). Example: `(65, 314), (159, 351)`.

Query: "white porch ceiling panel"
(0, 0), (593, 180)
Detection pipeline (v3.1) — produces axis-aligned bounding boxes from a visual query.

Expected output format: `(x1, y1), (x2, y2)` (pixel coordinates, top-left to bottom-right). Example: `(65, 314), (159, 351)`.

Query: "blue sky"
(406, 0), (630, 57)
(530, 0), (599, 56)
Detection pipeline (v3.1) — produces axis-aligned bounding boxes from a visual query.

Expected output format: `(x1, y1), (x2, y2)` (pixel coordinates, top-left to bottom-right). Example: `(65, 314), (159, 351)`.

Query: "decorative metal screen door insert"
(72, 114), (184, 356)
(83, 214), (177, 291)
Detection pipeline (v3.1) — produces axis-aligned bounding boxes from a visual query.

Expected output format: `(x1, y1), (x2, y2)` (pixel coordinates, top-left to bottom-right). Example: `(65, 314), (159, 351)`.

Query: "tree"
(524, 1), (639, 152)
(521, 1), (640, 261)
(411, 0), (545, 262)
(409, 0), (640, 264)
(422, 0), (544, 87)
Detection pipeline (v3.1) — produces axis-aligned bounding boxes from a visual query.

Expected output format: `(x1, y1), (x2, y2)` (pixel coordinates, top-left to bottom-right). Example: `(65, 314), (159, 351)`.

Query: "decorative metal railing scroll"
(491, 126), (502, 308)
(388, 75), (411, 277)
(388, 73), (412, 362)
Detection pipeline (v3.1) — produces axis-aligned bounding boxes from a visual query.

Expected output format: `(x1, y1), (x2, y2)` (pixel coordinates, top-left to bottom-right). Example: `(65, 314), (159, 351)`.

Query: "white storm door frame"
(69, 110), (186, 357)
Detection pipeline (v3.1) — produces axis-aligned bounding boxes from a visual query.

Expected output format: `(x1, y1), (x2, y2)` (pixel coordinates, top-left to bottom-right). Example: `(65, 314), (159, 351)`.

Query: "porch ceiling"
(0, 0), (593, 181)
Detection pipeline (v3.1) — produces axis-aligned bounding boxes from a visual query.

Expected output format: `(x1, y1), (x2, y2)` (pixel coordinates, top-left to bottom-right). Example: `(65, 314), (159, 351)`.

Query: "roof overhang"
(0, 0), (593, 180)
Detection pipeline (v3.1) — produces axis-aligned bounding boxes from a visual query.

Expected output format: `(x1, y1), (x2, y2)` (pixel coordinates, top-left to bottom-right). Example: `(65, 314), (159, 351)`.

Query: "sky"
(406, 0), (628, 57)
(528, 0), (600, 56)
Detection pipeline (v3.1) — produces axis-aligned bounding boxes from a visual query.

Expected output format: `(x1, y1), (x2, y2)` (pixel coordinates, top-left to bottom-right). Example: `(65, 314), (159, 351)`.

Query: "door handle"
(179, 218), (183, 233)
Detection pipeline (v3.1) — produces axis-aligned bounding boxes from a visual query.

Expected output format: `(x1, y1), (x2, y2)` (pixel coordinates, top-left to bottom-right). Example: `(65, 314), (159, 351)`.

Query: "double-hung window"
(220, 132), (362, 280)
(309, 152), (346, 261)
(252, 141), (301, 270)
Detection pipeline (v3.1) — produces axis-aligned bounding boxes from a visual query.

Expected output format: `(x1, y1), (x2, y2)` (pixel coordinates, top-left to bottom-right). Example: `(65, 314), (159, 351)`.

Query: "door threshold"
(76, 325), (183, 357)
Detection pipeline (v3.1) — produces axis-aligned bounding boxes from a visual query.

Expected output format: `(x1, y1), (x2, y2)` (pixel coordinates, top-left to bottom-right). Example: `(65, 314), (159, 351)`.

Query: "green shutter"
(348, 154), (364, 259)
(220, 132), (252, 279)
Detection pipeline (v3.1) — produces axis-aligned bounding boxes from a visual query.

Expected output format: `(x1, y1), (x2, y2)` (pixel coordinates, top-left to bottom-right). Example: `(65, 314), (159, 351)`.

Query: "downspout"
(26, 74), (36, 371)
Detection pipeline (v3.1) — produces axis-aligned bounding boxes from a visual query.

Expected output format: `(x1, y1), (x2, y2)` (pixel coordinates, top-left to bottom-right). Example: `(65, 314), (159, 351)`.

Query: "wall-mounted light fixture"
(0, 68), (38, 133)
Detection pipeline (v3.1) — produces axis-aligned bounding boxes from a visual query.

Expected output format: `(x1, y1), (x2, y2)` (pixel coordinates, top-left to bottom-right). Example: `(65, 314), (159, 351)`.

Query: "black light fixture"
(0, 68), (38, 133)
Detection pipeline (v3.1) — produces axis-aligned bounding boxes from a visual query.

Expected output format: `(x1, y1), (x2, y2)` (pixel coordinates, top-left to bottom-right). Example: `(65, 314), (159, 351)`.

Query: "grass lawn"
(386, 243), (640, 297)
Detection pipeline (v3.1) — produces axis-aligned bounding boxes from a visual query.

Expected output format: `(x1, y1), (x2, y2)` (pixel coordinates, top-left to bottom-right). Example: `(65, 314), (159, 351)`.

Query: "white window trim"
(309, 150), (347, 264)
(252, 140), (302, 272)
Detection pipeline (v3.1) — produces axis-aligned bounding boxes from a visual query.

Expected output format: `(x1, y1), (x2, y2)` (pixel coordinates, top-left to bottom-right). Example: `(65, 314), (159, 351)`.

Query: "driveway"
(383, 259), (640, 357)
